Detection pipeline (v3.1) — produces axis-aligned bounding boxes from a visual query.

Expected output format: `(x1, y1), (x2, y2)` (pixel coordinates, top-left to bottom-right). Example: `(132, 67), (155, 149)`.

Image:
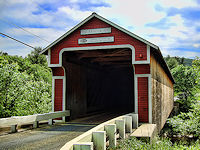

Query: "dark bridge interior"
(62, 48), (134, 119)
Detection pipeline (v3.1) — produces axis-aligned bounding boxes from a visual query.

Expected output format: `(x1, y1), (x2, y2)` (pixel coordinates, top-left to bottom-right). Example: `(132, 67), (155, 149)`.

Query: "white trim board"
(52, 73), (66, 122)
(80, 27), (111, 35)
(41, 13), (158, 54)
(134, 74), (152, 124)
(48, 44), (150, 67)
(78, 36), (114, 44)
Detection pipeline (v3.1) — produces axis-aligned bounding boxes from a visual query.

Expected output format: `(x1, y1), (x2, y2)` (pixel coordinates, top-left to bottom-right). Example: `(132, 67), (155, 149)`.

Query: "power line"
(0, 19), (50, 43)
(0, 32), (35, 49)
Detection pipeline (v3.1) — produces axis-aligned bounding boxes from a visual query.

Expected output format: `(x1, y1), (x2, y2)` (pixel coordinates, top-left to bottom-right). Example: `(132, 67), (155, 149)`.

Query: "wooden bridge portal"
(41, 13), (174, 132)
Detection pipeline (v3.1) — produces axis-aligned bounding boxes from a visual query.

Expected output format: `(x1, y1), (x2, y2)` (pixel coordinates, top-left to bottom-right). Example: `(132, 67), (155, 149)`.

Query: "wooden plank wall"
(150, 53), (174, 131)
(63, 61), (87, 119)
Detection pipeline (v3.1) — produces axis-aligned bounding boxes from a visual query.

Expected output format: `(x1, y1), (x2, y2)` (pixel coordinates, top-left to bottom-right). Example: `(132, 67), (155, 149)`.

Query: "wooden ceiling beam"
(91, 56), (131, 62)
(99, 61), (131, 65)
(77, 50), (131, 59)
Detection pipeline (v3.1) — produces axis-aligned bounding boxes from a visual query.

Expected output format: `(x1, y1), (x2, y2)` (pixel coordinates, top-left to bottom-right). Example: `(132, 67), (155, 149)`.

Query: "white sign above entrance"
(78, 36), (114, 44)
(80, 27), (111, 35)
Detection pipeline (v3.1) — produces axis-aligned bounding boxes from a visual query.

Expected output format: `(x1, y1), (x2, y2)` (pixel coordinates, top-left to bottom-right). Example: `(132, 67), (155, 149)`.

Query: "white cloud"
(158, 0), (197, 9)
(0, 0), (200, 58)
(59, 6), (92, 21)
(193, 44), (200, 48)
(96, 0), (165, 27)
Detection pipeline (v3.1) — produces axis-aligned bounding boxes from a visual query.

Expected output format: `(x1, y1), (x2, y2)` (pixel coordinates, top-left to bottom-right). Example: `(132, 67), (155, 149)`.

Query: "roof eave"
(40, 12), (159, 54)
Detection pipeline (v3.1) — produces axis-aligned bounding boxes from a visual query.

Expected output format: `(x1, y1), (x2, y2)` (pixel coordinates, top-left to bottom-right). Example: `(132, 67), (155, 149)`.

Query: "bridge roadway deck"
(0, 112), (125, 150)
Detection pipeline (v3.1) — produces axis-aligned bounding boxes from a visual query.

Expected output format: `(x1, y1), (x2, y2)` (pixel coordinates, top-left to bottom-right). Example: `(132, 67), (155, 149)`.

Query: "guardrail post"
(48, 119), (53, 125)
(123, 116), (132, 133)
(33, 121), (39, 128)
(104, 124), (116, 148)
(11, 125), (17, 133)
(115, 120), (125, 139)
(73, 142), (93, 150)
(92, 131), (106, 150)
(128, 113), (138, 129)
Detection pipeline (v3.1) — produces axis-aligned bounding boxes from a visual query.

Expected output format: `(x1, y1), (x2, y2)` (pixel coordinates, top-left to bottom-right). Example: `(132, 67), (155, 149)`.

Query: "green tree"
(0, 51), (52, 118)
(172, 65), (197, 112)
(192, 57), (200, 84)
(166, 57), (179, 70)
(0, 62), (22, 117)
(0, 51), (8, 56)
(27, 47), (47, 66)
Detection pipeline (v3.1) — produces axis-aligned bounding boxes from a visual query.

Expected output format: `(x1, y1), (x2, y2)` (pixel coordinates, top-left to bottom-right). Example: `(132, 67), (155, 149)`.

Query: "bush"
(111, 137), (200, 150)
(0, 49), (52, 118)
(167, 98), (200, 137)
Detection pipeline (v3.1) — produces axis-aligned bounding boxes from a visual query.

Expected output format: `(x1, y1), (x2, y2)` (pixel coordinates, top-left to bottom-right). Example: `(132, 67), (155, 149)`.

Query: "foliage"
(164, 57), (200, 139)
(164, 55), (193, 68)
(167, 97), (200, 137)
(165, 55), (179, 70)
(171, 64), (197, 112)
(27, 47), (47, 67)
(111, 137), (200, 150)
(0, 48), (52, 118)
(192, 57), (200, 85)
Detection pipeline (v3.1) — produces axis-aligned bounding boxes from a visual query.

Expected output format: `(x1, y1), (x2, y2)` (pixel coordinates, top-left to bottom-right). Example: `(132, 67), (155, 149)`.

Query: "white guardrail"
(0, 110), (70, 133)
(61, 113), (138, 150)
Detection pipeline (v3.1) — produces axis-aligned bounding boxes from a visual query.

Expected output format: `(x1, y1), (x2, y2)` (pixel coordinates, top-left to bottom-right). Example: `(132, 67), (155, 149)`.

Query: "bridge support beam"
(104, 124), (116, 148)
(73, 142), (93, 150)
(115, 120), (125, 139)
(92, 131), (106, 150)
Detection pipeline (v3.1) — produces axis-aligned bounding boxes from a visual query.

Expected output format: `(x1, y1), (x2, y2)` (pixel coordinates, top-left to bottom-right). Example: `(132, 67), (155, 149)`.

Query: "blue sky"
(0, 0), (200, 58)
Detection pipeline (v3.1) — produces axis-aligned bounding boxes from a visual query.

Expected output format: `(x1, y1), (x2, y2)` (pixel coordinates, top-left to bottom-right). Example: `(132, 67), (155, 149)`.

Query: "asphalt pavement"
(0, 123), (95, 150)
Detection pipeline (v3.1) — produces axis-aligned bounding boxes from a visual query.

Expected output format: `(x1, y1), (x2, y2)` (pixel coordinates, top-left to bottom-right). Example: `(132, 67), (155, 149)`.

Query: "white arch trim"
(52, 66), (66, 122)
(48, 44), (150, 67)
(49, 44), (151, 122)
(134, 74), (152, 123)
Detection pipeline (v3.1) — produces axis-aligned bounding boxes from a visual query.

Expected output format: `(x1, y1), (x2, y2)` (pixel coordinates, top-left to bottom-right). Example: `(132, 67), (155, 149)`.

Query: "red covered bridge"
(41, 13), (174, 131)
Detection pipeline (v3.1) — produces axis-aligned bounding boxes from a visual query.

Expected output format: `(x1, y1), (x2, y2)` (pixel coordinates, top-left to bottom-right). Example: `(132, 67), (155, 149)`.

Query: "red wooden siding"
(50, 17), (147, 64)
(52, 67), (64, 76)
(54, 79), (63, 111)
(135, 64), (150, 74)
(138, 77), (148, 123)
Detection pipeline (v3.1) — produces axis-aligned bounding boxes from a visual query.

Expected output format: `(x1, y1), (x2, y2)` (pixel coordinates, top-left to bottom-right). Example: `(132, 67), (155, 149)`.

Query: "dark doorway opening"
(62, 48), (134, 120)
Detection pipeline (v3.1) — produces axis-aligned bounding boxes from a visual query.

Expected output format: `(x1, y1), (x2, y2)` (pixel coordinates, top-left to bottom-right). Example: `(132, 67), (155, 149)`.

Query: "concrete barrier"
(61, 112), (139, 150)
(0, 110), (70, 133)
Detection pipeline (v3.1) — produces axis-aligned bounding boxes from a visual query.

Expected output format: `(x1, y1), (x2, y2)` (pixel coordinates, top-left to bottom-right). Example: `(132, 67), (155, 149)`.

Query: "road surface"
(0, 112), (126, 150)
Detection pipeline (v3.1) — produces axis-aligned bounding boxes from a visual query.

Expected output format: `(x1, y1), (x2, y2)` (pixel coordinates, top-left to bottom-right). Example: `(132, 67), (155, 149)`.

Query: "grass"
(109, 137), (200, 150)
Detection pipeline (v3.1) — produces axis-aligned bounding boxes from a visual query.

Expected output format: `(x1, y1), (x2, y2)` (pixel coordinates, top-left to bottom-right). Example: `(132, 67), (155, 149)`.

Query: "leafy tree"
(166, 57), (179, 70)
(171, 65), (197, 112)
(0, 51), (8, 56)
(164, 55), (193, 67)
(0, 62), (22, 117)
(27, 47), (47, 66)
(0, 51), (52, 118)
(192, 57), (200, 85)
(166, 57), (200, 137)
(175, 56), (185, 65)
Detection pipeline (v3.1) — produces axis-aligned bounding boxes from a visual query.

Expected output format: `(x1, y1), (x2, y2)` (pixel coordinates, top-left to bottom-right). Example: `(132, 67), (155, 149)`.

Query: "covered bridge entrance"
(41, 13), (174, 131)
(62, 48), (134, 118)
